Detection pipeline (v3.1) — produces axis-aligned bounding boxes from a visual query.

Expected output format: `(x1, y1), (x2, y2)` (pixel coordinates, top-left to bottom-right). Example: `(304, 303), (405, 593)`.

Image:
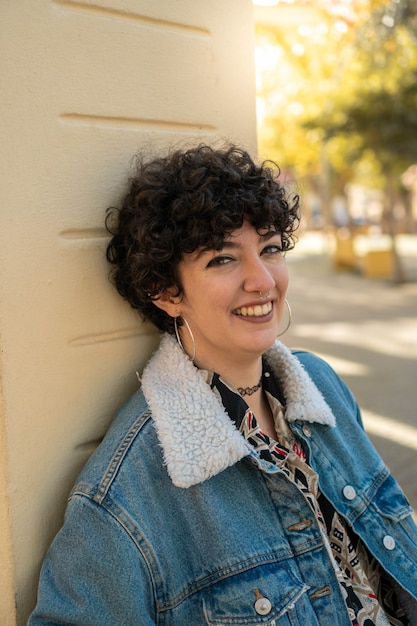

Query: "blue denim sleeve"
(28, 493), (157, 626)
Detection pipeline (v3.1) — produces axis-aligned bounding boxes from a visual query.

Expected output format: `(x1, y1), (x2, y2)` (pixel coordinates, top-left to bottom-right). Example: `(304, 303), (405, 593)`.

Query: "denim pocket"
(202, 561), (309, 625)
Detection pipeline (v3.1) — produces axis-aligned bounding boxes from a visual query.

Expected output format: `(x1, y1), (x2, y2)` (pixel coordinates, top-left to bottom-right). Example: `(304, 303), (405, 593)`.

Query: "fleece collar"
(141, 334), (335, 488)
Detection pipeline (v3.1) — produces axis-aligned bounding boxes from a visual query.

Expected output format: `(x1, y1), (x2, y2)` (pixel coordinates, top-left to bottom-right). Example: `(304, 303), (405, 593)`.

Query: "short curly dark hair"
(105, 144), (300, 333)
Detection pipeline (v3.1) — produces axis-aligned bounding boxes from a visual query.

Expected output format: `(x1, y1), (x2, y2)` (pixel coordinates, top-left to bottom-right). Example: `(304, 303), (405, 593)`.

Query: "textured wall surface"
(0, 1), (257, 623)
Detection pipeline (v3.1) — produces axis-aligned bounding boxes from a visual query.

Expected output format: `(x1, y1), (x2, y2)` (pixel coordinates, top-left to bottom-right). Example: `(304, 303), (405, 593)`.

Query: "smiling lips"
(234, 301), (273, 317)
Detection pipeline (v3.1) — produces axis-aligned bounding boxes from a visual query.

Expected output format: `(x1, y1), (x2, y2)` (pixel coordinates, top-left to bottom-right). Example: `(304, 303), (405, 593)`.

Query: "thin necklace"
(237, 376), (262, 397)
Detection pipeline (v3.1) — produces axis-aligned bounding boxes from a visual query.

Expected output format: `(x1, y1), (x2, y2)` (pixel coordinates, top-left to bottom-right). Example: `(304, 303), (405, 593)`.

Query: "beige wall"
(0, 1), (257, 623)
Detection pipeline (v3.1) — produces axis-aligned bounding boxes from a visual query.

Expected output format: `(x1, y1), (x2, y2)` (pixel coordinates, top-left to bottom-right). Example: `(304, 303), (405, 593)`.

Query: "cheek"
(277, 264), (289, 292)
(181, 280), (223, 315)
(284, 272), (290, 292)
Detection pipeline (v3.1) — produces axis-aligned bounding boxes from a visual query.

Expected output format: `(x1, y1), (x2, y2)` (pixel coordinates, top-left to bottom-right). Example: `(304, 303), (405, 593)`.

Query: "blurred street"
(284, 231), (417, 512)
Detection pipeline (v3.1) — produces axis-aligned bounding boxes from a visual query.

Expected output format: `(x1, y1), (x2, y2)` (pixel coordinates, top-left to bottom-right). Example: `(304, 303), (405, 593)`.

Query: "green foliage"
(256, 0), (417, 194)
(318, 17), (417, 180)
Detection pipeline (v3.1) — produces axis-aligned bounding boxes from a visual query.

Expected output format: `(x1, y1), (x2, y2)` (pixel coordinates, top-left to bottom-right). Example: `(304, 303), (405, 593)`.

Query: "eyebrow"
(194, 230), (281, 259)
(220, 229), (281, 250)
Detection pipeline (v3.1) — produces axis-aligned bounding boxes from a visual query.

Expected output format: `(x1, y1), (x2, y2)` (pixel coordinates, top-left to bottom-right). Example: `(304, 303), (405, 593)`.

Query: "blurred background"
(253, 0), (417, 511)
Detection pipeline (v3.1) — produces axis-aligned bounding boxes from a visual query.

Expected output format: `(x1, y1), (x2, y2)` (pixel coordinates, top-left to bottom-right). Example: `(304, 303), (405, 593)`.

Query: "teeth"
(236, 302), (272, 317)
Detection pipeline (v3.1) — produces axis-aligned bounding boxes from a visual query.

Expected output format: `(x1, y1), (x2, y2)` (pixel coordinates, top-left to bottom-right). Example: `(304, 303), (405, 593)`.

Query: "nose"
(242, 256), (275, 295)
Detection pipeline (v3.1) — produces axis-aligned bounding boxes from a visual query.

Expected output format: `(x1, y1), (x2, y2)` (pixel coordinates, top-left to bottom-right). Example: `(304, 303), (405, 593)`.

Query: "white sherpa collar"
(141, 334), (335, 488)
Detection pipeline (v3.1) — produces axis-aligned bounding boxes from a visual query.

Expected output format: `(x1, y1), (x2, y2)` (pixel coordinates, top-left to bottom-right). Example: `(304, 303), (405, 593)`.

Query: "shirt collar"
(206, 358), (284, 431)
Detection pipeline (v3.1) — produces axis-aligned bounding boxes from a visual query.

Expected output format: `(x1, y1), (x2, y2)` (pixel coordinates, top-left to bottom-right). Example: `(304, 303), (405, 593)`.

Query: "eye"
(206, 255), (234, 268)
(262, 244), (284, 256)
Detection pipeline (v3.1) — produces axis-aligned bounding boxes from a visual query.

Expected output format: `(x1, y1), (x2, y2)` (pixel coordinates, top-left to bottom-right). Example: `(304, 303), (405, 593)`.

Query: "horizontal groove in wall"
(52, 0), (211, 36)
(69, 327), (146, 346)
(60, 228), (109, 240)
(59, 113), (216, 133)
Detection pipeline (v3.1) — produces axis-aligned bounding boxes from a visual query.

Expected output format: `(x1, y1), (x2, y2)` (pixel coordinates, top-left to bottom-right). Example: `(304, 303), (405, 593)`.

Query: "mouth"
(233, 301), (273, 317)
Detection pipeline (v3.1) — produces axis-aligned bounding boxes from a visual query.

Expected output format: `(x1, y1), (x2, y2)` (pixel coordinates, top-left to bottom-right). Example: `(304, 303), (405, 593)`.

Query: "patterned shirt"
(207, 359), (409, 626)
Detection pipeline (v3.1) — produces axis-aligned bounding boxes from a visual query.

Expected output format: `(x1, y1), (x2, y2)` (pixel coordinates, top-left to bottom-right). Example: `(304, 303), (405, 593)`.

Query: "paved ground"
(284, 231), (417, 513)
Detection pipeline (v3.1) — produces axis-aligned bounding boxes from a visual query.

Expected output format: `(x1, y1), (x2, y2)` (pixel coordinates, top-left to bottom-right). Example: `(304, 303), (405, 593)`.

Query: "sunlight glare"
(292, 320), (417, 360)
(292, 43), (305, 56)
(313, 353), (369, 376)
(253, 0), (280, 6)
(362, 411), (417, 451)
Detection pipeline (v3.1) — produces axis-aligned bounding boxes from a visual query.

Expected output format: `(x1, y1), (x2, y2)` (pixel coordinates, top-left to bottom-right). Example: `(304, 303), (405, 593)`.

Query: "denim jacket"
(29, 334), (417, 625)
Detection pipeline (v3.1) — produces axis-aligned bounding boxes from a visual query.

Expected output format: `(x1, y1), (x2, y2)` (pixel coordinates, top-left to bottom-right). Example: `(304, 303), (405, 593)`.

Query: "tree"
(314, 1), (417, 176)
(255, 3), (367, 221)
(304, 0), (417, 280)
(255, 0), (417, 279)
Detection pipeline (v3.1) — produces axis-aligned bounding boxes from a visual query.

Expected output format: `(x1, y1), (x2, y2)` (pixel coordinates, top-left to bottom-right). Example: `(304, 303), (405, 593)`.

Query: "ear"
(151, 289), (181, 318)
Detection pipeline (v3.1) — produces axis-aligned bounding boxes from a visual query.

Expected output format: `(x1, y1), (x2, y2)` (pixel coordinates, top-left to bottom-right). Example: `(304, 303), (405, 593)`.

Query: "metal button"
(254, 596), (272, 615)
(383, 535), (396, 550)
(302, 424), (311, 437)
(343, 485), (356, 500)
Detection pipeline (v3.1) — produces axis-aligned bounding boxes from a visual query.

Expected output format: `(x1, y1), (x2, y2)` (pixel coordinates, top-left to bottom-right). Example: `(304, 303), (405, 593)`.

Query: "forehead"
(183, 223), (281, 263)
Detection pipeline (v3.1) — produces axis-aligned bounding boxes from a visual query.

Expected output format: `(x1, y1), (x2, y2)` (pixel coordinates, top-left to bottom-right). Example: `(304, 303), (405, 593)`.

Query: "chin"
(244, 334), (277, 356)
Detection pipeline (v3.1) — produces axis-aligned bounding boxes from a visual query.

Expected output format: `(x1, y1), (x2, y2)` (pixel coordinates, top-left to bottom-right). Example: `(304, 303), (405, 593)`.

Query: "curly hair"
(105, 144), (300, 333)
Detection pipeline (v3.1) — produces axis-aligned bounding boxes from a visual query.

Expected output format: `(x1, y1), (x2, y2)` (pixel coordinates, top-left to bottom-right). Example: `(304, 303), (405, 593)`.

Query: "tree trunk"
(385, 178), (407, 284)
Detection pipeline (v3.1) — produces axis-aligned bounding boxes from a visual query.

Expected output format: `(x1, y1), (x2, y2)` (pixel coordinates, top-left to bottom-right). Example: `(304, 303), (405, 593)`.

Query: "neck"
(236, 376), (262, 397)
(195, 355), (264, 396)
(202, 356), (276, 440)
(246, 389), (276, 439)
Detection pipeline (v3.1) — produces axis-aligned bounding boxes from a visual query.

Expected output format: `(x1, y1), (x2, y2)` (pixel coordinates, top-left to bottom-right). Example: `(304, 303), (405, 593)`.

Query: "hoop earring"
(174, 315), (196, 362)
(277, 299), (292, 337)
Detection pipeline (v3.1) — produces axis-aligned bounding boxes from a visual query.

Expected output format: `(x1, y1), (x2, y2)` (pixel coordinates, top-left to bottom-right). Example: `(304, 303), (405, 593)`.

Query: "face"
(155, 221), (289, 372)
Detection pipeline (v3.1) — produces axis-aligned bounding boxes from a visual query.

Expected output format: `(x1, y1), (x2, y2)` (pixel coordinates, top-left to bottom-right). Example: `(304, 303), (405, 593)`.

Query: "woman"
(30, 145), (417, 625)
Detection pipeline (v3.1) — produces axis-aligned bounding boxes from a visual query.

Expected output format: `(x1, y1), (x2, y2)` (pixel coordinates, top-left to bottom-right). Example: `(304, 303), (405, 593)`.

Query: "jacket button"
(383, 535), (396, 550)
(254, 596), (272, 615)
(342, 485), (356, 500)
(302, 424), (311, 437)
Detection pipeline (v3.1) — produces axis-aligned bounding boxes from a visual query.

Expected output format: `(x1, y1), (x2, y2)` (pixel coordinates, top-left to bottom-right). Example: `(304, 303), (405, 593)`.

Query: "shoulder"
(292, 349), (335, 373)
(102, 386), (153, 452)
(292, 349), (360, 421)
(73, 388), (160, 498)
(292, 349), (346, 389)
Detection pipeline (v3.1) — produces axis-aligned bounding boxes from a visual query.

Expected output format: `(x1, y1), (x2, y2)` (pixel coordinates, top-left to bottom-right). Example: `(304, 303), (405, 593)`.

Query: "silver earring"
(174, 315), (196, 362)
(259, 290), (270, 300)
(277, 299), (292, 337)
